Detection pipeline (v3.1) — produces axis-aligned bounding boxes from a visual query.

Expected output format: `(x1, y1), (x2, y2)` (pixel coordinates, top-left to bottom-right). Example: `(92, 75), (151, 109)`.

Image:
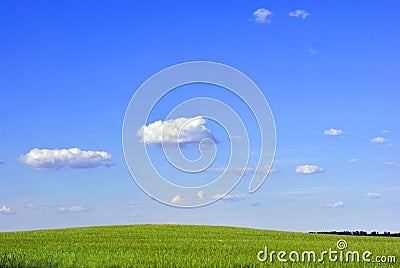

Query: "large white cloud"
(137, 116), (214, 145)
(289, 9), (311, 19)
(324, 128), (344, 136)
(253, 8), (272, 24)
(19, 148), (112, 169)
(296, 165), (325, 174)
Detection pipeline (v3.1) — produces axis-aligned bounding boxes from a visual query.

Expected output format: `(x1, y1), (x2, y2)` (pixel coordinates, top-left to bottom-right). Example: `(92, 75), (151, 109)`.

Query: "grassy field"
(0, 224), (399, 267)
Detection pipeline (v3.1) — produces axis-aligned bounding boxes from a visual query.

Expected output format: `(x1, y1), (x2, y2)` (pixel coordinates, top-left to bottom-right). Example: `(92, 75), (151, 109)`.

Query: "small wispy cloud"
(289, 9), (311, 19)
(27, 203), (37, 209)
(381, 130), (389, 133)
(384, 161), (400, 167)
(208, 165), (275, 174)
(197, 191), (204, 200)
(371, 136), (388, 143)
(349, 158), (359, 163)
(366, 193), (381, 199)
(212, 193), (249, 202)
(307, 48), (318, 55)
(223, 194), (249, 202)
(265, 188), (320, 198)
(253, 8), (273, 24)
(59, 205), (86, 213)
(296, 165), (325, 175)
(324, 128), (344, 136)
(129, 201), (143, 206)
(0, 205), (15, 215)
(320, 201), (344, 208)
(212, 193), (224, 199)
(231, 136), (242, 142)
(171, 194), (185, 204)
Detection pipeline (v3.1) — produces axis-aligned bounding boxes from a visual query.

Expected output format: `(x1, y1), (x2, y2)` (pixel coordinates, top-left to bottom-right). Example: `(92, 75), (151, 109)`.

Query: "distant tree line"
(309, 231), (400, 237)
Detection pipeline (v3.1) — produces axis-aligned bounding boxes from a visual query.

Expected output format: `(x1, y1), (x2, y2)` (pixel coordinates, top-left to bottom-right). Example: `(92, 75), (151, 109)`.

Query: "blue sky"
(0, 1), (399, 232)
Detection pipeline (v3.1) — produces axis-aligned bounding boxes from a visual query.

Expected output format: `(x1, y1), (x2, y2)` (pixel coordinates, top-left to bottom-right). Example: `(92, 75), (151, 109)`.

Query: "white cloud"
(197, 191), (204, 200)
(367, 193), (381, 199)
(289, 9), (311, 19)
(324, 128), (344, 136)
(130, 213), (138, 217)
(349, 158), (359, 163)
(137, 116), (214, 146)
(0, 205), (15, 215)
(19, 148), (111, 169)
(171, 194), (185, 204)
(381, 130), (389, 133)
(296, 165), (325, 174)
(253, 8), (272, 24)
(371, 136), (388, 143)
(27, 203), (37, 209)
(320, 201), (344, 208)
(59, 205), (86, 213)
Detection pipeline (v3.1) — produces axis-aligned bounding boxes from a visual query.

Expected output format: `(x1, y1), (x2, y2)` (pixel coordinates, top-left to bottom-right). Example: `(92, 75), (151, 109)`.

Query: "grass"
(0, 224), (399, 267)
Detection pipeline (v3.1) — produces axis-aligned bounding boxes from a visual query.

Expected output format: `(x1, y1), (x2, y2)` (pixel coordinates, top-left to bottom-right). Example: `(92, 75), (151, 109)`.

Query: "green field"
(0, 224), (399, 267)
